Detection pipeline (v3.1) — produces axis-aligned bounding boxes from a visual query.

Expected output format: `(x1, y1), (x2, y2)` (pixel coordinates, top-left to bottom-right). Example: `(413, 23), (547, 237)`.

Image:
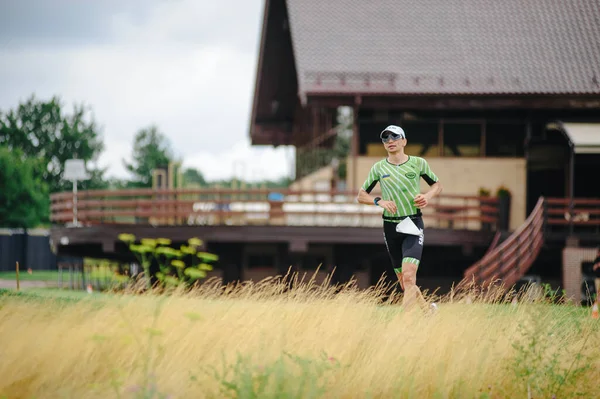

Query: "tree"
(123, 125), (174, 187)
(0, 147), (49, 228)
(182, 168), (206, 187)
(0, 95), (106, 194)
(79, 167), (110, 190)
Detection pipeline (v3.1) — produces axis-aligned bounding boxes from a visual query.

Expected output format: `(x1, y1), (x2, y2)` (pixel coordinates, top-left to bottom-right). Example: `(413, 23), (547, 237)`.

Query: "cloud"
(184, 138), (295, 182)
(0, 0), (144, 47)
(0, 0), (293, 182)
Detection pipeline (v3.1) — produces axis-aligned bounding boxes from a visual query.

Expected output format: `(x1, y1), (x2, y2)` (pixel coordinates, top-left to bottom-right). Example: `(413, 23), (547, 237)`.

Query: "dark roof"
(286, 0), (600, 97)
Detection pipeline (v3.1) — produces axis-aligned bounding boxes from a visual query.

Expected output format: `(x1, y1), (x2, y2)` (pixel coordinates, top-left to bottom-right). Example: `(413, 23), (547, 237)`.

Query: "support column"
(276, 243), (292, 277)
(351, 97), (361, 191)
(568, 143), (575, 236)
(209, 242), (244, 285)
(101, 239), (115, 253)
(332, 244), (361, 286)
(562, 241), (597, 304)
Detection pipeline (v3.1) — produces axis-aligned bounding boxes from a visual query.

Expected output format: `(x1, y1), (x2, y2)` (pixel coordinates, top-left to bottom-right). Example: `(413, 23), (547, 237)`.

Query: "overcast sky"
(0, 0), (295, 182)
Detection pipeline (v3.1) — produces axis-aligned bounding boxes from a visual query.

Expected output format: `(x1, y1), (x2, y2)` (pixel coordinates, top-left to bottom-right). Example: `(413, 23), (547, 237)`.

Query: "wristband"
(374, 197), (382, 206)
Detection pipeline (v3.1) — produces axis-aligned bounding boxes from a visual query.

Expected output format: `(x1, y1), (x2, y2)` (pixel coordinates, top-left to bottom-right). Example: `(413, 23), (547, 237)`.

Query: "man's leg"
(396, 270), (404, 291)
(400, 217), (427, 310)
(394, 266), (404, 291)
(383, 222), (404, 293)
(401, 259), (426, 310)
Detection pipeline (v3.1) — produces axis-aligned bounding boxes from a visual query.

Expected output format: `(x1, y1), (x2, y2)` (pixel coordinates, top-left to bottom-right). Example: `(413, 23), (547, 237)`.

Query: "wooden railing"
(544, 197), (600, 236)
(463, 197), (546, 288)
(50, 188), (501, 230)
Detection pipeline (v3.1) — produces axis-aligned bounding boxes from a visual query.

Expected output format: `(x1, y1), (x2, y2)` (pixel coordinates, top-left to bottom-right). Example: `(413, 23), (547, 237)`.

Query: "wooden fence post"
(16, 261), (20, 291)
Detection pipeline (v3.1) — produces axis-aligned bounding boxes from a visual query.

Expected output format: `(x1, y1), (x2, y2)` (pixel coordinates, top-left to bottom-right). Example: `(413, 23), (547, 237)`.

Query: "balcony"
(50, 188), (502, 231)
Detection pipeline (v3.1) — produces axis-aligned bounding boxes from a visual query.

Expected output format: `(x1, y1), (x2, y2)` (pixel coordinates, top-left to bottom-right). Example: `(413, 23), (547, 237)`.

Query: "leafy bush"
(118, 234), (218, 290)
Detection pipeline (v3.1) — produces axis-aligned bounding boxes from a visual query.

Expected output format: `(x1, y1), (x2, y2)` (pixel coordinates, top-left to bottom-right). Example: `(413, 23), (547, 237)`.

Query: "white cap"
(380, 125), (406, 139)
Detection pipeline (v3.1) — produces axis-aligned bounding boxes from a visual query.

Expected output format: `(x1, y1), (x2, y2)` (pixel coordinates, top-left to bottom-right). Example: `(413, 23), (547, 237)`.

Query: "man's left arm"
(414, 158), (442, 208)
(424, 181), (443, 201)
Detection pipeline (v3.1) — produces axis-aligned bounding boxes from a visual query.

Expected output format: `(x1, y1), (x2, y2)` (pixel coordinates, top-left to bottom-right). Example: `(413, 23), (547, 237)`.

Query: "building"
(248, 0), (600, 292)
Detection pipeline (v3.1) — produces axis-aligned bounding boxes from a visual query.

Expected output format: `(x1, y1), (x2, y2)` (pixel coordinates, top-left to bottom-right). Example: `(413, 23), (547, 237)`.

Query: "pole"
(72, 179), (78, 226)
(569, 144), (574, 236)
(16, 261), (20, 291)
(351, 102), (360, 191)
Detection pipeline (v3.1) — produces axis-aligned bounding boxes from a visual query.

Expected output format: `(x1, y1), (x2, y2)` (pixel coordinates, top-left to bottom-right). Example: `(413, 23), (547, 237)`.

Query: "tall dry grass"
(0, 273), (598, 399)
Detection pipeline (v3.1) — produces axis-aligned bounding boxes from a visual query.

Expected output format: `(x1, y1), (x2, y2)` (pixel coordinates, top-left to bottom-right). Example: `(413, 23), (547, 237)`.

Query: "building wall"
(347, 156), (527, 230)
(289, 165), (334, 191)
(562, 246), (598, 304)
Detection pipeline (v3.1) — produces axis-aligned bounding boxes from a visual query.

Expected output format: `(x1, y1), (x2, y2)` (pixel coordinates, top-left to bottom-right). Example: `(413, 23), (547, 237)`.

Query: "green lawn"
(0, 270), (59, 281)
(0, 287), (105, 302)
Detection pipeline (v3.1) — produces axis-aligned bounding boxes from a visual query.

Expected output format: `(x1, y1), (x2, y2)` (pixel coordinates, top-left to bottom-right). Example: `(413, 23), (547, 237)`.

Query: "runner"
(356, 125), (443, 310)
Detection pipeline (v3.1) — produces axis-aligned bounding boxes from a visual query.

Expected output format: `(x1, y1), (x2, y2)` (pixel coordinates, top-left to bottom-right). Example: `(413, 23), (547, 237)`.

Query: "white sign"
(64, 159), (89, 180)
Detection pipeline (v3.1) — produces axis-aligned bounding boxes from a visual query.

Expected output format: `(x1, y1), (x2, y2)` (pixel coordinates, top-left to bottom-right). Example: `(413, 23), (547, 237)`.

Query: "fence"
(50, 188), (502, 231)
(544, 197), (600, 236)
(0, 229), (56, 272)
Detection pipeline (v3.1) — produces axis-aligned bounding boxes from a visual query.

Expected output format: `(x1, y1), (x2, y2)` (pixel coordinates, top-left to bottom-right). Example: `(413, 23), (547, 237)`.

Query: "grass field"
(0, 270), (59, 282)
(1, 277), (599, 399)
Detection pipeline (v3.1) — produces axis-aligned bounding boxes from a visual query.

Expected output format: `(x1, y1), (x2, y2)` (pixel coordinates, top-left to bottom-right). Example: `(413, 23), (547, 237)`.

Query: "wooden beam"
(306, 94), (600, 110)
(51, 224), (496, 250)
(351, 102), (360, 191)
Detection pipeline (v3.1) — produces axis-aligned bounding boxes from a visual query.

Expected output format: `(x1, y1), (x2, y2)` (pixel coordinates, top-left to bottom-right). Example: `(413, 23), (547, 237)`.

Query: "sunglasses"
(381, 133), (404, 143)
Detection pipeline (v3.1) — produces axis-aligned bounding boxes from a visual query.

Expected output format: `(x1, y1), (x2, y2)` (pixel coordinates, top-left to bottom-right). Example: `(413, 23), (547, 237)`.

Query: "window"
(402, 122), (439, 157)
(486, 123), (526, 157)
(443, 123), (482, 157)
(355, 111), (526, 158)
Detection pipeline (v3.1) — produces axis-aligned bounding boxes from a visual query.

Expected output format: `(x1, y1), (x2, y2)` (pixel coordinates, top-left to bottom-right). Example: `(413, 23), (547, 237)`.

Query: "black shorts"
(383, 215), (424, 273)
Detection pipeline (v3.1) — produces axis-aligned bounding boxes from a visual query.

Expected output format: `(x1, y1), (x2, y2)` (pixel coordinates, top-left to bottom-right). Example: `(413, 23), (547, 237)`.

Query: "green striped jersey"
(361, 156), (439, 220)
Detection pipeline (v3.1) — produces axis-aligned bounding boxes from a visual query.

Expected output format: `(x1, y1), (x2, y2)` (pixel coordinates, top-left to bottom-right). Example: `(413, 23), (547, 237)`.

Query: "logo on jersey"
(405, 172), (417, 179)
(381, 174), (391, 179)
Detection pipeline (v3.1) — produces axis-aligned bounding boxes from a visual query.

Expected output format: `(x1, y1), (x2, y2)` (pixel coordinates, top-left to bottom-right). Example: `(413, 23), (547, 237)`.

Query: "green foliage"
(182, 168), (207, 187)
(496, 185), (511, 197)
(508, 305), (594, 398)
(84, 259), (131, 290)
(0, 94), (106, 194)
(478, 187), (491, 197)
(0, 270), (59, 281)
(0, 147), (49, 227)
(202, 351), (341, 399)
(123, 125), (175, 187)
(118, 234), (218, 290)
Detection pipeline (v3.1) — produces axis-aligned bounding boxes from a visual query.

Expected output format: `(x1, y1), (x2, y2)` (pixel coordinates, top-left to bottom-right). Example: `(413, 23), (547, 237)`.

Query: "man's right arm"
(357, 188), (377, 205)
(356, 165), (379, 205)
(357, 188), (398, 213)
(355, 165), (397, 213)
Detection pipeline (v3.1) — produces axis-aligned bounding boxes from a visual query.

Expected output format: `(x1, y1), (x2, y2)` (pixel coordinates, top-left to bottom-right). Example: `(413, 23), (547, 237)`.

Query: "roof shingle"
(285, 0), (600, 96)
